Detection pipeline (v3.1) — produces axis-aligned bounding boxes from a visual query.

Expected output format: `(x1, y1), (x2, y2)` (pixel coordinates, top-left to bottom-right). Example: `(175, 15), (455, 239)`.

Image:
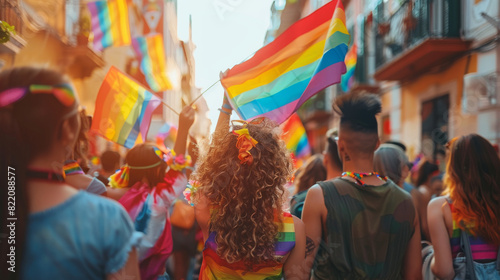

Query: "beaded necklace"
(342, 171), (388, 186)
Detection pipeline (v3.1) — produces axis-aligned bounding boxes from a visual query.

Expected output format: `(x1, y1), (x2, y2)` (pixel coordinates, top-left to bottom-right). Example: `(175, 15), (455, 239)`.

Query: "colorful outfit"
(314, 178), (416, 279)
(118, 167), (187, 280)
(22, 191), (142, 280)
(447, 200), (500, 279)
(199, 212), (295, 279)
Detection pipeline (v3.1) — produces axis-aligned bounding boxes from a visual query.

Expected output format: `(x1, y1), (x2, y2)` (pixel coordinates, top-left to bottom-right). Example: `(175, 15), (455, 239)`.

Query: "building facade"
(265, 0), (500, 160)
(0, 0), (208, 156)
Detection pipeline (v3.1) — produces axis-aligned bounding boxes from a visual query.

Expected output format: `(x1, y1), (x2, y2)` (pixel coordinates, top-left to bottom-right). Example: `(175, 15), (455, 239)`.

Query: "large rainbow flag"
(281, 113), (311, 161)
(87, 0), (131, 51)
(221, 0), (349, 124)
(91, 66), (161, 148)
(341, 43), (357, 92)
(132, 34), (172, 92)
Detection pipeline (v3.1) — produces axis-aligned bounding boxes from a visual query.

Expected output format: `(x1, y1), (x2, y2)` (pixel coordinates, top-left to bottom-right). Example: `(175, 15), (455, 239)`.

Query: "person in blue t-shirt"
(0, 67), (142, 280)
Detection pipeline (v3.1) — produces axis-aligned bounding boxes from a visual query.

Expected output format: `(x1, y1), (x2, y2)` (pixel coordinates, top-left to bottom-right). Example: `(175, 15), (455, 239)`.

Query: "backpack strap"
(459, 223), (477, 280)
(496, 245), (500, 271)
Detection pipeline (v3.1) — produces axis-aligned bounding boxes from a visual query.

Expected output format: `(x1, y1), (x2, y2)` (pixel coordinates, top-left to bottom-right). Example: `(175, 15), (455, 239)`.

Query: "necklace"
(342, 171), (388, 186)
(27, 169), (65, 183)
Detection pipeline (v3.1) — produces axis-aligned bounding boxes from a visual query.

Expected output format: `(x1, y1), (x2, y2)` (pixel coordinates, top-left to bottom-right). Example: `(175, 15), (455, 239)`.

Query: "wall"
(399, 54), (478, 159)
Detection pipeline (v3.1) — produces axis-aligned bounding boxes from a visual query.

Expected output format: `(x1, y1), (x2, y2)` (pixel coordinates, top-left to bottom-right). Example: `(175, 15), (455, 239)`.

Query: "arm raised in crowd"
(173, 106), (196, 157)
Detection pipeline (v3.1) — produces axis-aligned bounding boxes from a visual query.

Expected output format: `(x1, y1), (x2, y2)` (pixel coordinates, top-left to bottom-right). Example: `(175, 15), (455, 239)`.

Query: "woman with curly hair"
(428, 134), (500, 279)
(188, 96), (306, 279)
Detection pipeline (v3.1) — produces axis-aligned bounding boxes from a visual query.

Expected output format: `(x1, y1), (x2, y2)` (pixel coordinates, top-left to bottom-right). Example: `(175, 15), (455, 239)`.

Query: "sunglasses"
(0, 84), (76, 108)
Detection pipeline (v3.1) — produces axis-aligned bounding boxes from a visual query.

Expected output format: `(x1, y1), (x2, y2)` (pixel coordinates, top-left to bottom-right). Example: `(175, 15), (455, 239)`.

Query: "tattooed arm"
(301, 184), (325, 275)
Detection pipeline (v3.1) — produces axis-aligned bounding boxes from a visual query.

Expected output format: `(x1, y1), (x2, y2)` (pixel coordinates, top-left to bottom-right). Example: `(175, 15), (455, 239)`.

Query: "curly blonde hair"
(193, 118), (293, 264)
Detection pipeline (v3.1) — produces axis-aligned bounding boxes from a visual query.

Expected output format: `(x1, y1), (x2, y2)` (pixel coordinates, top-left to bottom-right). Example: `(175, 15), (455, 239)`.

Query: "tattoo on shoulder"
(306, 236), (316, 257)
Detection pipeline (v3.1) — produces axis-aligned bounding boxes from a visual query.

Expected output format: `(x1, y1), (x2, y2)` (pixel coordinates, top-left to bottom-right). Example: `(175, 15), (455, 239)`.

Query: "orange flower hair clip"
(231, 118), (265, 165)
(232, 128), (258, 165)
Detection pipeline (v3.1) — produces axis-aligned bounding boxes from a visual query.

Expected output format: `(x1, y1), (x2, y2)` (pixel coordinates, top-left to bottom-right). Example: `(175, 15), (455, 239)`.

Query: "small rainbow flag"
(91, 66), (161, 149)
(281, 113), (311, 160)
(87, 0), (131, 51)
(132, 34), (172, 92)
(221, 0), (349, 124)
(341, 43), (357, 92)
(155, 122), (177, 153)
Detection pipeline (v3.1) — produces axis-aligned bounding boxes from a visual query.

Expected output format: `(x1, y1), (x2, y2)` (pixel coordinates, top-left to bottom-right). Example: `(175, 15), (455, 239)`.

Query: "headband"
(0, 83), (76, 108)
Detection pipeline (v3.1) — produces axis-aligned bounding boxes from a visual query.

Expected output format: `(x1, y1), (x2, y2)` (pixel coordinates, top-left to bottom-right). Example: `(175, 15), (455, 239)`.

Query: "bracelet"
(218, 108), (231, 115)
(222, 103), (232, 110)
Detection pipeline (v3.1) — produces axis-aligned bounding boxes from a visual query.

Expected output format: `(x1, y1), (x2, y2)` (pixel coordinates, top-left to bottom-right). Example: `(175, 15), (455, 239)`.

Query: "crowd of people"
(1, 66), (500, 279)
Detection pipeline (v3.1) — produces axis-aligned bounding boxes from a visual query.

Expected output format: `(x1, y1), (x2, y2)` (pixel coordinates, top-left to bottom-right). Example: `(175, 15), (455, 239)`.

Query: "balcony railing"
(375, 0), (461, 69)
(1, 0), (24, 37)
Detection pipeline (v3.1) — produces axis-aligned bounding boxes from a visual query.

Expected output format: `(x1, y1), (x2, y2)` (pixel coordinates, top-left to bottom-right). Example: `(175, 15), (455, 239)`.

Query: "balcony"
(373, 0), (470, 81)
(0, 0), (27, 54)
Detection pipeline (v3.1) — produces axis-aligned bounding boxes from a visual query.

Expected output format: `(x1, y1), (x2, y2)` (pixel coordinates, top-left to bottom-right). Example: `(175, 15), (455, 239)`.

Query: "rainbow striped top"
(199, 212), (295, 279)
(449, 203), (499, 260)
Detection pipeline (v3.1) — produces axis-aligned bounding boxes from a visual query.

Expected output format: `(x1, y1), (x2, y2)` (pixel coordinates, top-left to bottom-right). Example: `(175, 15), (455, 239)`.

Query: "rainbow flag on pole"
(221, 0), (349, 124)
(91, 66), (161, 148)
(341, 43), (357, 92)
(281, 113), (311, 161)
(87, 0), (131, 51)
(132, 34), (172, 92)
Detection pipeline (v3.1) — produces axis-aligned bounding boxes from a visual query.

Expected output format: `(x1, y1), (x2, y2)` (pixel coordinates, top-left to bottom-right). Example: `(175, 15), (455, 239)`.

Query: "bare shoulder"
(428, 196), (448, 211)
(305, 184), (324, 199)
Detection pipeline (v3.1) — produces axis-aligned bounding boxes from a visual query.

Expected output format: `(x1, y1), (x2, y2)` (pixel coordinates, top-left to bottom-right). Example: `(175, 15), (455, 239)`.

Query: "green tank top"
(313, 178), (416, 280)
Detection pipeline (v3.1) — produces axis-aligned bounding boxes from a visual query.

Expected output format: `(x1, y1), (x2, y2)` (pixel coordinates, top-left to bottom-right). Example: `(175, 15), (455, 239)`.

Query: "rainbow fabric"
(281, 113), (311, 161)
(132, 34), (172, 92)
(119, 168), (188, 280)
(221, 0), (349, 124)
(199, 212), (295, 279)
(341, 43), (357, 92)
(449, 205), (499, 260)
(156, 123), (178, 153)
(63, 161), (85, 176)
(91, 66), (161, 149)
(87, 0), (131, 51)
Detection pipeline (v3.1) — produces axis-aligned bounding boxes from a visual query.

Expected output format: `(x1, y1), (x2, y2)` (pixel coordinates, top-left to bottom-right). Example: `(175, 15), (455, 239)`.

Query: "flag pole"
(189, 79), (219, 107)
(162, 101), (180, 115)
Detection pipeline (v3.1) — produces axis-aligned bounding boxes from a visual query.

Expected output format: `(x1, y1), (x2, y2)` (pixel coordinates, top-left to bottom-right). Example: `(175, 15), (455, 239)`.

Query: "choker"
(342, 171), (387, 186)
(27, 169), (65, 183)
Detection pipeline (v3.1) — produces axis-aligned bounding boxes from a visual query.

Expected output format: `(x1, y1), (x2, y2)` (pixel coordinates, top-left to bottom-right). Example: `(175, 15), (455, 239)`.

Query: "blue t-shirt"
(22, 191), (143, 280)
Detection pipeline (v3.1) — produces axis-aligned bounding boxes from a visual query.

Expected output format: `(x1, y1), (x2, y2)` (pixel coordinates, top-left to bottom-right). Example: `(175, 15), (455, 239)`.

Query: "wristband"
(222, 103), (232, 110)
(218, 108), (231, 115)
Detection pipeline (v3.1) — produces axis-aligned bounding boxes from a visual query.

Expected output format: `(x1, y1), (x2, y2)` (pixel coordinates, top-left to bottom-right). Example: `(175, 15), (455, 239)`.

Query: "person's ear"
(401, 164), (410, 184)
(375, 138), (381, 150)
(323, 153), (329, 167)
(60, 117), (80, 146)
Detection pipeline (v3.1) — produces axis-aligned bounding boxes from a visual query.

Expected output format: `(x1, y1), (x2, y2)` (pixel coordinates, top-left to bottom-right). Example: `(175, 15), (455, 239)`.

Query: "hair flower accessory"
(165, 149), (192, 171)
(183, 180), (201, 206)
(233, 128), (258, 165)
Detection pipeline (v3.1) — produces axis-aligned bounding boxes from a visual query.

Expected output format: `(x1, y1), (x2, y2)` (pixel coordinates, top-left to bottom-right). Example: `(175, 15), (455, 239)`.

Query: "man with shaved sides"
(302, 93), (422, 279)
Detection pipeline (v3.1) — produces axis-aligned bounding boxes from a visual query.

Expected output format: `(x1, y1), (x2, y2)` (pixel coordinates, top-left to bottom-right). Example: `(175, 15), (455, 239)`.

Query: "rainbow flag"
(281, 113), (311, 160)
(221, 0), (349, 124)
(91, 66), (161, 148)
(341, 43), (357, 92)
(87, 0), (131, 51)
(132, 34), (172, 92)
(155, 122), (177, 153)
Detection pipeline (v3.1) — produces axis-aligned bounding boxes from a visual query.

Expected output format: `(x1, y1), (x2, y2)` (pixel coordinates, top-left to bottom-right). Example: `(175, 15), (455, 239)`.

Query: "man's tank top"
(313, 178), (416, 279)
